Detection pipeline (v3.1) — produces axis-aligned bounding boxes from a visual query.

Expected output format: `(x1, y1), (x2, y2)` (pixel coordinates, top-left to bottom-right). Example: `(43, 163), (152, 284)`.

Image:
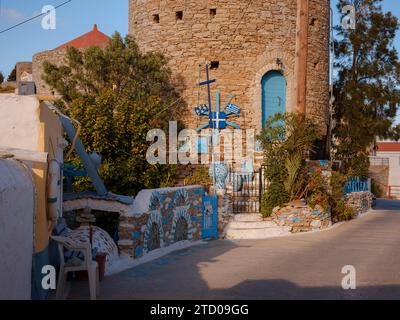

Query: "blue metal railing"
(345, 177), (369, 194)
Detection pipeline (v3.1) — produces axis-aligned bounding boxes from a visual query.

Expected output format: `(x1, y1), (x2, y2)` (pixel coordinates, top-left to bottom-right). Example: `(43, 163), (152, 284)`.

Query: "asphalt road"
(69, 199), (400, 300)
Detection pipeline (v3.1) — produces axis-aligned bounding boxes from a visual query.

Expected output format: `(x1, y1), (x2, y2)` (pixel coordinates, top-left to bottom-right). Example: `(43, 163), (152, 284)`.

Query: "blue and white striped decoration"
(226, 103), (240, 115)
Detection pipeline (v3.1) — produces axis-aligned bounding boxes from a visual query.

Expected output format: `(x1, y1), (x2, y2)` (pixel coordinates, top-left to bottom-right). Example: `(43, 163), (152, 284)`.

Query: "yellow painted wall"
(32, 100), (64, 253)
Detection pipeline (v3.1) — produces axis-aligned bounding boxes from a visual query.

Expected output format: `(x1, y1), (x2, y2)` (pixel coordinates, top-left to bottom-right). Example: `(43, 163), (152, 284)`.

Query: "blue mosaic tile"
(319, 160), (329, 167)
(132, 231), (140, 239)
(311, 210), (321, 215)
(135, 246), (143, 257)
(292, 217), (300, 223)
(193, 189), (205, 195)
(191, 216), (198, 223)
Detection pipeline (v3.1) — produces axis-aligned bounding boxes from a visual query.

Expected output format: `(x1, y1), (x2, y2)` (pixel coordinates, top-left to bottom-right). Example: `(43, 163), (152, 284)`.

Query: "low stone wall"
(118, 186), (205, 258)
(217, 194), (234, 238)
(345, 191), (373, 215)
(271, 203), (332, 233)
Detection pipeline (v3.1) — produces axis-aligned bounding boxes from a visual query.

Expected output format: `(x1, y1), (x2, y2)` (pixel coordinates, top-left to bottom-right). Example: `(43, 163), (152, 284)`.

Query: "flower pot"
(209, 162), (229, 195)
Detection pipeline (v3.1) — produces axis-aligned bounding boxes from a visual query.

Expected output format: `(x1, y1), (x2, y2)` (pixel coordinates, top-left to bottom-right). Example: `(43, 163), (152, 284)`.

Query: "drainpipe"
(293, 0), (309, 114)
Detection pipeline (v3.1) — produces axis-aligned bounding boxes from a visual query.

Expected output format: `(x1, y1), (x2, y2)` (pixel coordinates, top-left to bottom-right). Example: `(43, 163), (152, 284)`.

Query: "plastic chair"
(51, 235), (100, 300)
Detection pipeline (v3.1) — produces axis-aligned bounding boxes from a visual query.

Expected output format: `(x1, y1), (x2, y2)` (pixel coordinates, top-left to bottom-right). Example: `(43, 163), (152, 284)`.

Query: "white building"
(372, 142), (400, 198)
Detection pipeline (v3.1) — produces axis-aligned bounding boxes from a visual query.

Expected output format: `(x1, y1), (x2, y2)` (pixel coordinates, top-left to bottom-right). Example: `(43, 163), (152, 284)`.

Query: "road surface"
(69, 199), (400, 300)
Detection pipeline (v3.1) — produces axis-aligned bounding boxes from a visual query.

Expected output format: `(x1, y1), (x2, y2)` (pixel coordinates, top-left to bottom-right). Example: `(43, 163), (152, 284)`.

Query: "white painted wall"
(0, 159), (35, 300)
(376, 152), (400, 187)
(0, 94), (40, 151)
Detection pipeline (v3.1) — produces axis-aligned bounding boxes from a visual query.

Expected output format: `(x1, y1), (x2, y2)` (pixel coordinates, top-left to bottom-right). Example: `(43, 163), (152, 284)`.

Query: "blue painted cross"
(195, 90), (241, 133)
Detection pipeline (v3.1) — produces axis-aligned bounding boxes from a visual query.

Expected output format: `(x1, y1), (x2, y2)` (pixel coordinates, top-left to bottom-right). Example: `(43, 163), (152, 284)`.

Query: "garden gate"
(232, 165), (269, 214)
(202, 195), (218, 239)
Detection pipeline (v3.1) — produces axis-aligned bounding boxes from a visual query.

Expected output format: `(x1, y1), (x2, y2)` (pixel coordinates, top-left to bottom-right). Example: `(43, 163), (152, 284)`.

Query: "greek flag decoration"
(195, 92), (241, 132)
(194, 64), (241, 149)
(195, 104), (209, 116)
(226, 103), (241, 116)
(209, 111), (227, 129)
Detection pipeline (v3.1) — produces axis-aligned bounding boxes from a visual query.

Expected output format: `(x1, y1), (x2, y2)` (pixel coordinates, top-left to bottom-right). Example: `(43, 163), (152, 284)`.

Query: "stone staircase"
(225, 213), (292, 240)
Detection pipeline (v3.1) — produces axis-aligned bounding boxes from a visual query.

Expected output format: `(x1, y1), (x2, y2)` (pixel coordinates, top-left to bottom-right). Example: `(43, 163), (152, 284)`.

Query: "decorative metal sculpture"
(194, 64), (242, 195)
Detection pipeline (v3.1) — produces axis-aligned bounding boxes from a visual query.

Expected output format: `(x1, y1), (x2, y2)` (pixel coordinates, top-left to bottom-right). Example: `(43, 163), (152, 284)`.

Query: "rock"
(311, 220), (322, 229)
(272, 206), (280, 214)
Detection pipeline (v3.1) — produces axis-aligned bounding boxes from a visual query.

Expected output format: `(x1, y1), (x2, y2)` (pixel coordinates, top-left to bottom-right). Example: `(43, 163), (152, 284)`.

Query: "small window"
(310, 18), (317, 26)
(210, 8), (217, 18)
(153, 14), (160, 23)
(210, 61), (219, 70)
(176, 11), (183, 20)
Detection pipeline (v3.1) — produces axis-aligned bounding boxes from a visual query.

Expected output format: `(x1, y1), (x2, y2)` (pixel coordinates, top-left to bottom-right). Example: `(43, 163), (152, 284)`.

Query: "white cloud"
(1, 7), (25, 22)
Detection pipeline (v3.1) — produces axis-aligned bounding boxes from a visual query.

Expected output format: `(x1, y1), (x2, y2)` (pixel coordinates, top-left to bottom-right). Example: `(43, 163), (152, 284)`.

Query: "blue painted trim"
(202, 195), (218, 239)
(60, 117), (107, 196)
(261, 70), (287, 128)
(31, 247), (50, 300)
(225, 121), (240, 129)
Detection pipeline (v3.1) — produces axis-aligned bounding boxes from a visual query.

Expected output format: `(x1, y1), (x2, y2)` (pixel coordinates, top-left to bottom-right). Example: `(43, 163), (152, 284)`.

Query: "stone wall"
(345, 191), (374, 215)
(32, 49), (68, 96)
(16, 62), (32, 82)
(118, 186), (205, 258)
(369, 165), (389, 197)
(217, 194), (234, 238)
(129, 0), (330, 138)
(271, 203), (332, 233)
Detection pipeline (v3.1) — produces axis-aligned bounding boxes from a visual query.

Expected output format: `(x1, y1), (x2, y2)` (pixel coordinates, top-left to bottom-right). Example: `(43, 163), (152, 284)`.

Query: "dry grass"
(0, 86), (16, 93)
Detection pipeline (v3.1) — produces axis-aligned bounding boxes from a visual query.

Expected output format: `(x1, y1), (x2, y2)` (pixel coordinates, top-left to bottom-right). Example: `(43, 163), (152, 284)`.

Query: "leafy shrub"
(334, 200), (356, 222)
(329, 171), (354, 221)
(183, 167), (212, 186)
(371, 179), (383, 198)
(258, 112), (319, 204)
(306, 170), (330, 211)
(330, 171), (348, 203)
(258, 112), (320, 217)
(261, 181), (289, 218)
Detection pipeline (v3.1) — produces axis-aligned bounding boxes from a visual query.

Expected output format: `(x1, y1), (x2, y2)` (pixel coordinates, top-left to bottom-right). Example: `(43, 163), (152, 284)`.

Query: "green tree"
(43, 33), (185, 195)
(333, 0), (400, 176)
(0, 71), (4, 84)
(7, 66), (16, 81)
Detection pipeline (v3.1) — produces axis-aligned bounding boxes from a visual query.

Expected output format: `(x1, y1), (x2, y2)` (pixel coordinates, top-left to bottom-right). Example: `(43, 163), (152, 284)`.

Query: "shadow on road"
(373, 198), (400, 211)
(67, 199), (400, 300)
(68, 237), (400, 300)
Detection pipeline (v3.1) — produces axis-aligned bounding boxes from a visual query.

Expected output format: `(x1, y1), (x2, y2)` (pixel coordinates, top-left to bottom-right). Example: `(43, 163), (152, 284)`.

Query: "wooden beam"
(294, 0), (309, 113)
(0, 147), (48, 163)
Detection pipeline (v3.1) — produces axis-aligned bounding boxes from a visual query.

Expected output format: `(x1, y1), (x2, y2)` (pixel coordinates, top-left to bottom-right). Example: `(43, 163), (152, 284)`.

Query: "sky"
(0, 0), (129, 77)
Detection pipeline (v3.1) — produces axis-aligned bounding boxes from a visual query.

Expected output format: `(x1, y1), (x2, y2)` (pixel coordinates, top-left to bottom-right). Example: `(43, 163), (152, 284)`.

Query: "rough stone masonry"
(128, 0), (330, 145)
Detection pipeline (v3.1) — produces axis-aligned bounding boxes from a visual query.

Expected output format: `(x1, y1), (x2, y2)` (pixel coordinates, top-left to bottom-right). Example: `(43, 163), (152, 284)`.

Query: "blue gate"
(202, 195), (218, 239)
(262, 70), (287, 127)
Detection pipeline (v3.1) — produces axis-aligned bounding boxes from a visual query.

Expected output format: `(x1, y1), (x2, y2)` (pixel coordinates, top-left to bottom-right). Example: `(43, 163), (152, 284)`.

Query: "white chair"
(51, 235), (100, 300)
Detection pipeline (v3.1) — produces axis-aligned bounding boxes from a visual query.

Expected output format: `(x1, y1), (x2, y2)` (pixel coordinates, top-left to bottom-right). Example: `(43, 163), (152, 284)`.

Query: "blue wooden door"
(262, 71), (287, 127)
(202, 195), (218, 239)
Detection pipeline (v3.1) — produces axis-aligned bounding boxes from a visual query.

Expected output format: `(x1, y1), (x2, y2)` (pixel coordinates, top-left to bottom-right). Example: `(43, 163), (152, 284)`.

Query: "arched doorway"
(261, 70), (287, 127)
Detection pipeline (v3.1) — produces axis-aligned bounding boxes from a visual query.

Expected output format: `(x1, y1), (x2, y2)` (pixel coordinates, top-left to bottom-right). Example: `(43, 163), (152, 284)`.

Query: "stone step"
(233, 213), (263, 222)
(225, 226), (292, 240)
(228, 220), (278, 229)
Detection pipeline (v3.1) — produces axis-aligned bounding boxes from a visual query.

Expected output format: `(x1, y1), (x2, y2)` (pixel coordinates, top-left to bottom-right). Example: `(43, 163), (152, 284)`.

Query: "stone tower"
(129, 0), (330, 142)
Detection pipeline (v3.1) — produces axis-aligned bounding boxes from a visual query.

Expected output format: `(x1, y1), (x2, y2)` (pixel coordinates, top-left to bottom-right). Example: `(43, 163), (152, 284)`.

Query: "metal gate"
(202, 195), (218, 239)
(232, 165), (269, 214)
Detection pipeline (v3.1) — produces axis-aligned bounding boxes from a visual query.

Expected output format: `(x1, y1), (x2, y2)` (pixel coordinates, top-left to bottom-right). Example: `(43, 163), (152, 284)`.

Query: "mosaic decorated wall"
(118, 186), (205, 258)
